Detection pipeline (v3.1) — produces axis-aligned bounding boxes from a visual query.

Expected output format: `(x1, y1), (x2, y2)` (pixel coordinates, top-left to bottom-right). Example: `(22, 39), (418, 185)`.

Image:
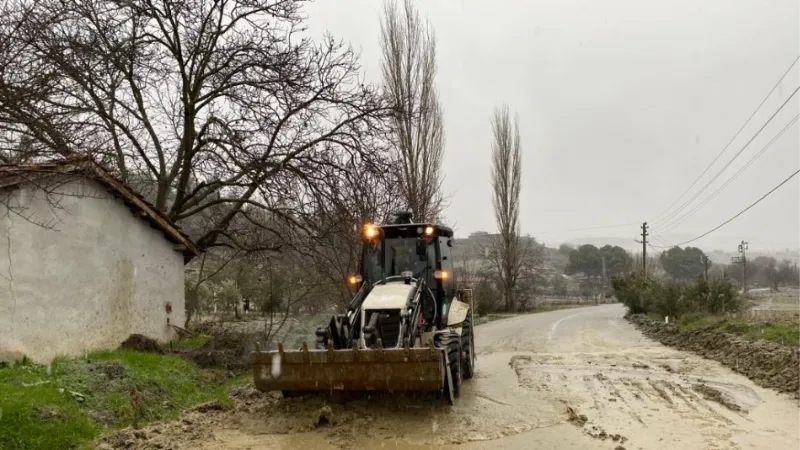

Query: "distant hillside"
(705, 249), (800, 265)
(452, 231), (568, 273)
(563, 237), (799, 265)
(565, 237), (640, 253)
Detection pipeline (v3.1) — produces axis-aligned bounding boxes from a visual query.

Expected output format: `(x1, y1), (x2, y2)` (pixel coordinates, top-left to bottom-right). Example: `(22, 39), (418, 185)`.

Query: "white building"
(0, 158), (200, 363)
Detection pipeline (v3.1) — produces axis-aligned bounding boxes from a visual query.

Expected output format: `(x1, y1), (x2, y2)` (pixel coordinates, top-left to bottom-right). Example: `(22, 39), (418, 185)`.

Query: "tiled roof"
(0, 156), (200, 262)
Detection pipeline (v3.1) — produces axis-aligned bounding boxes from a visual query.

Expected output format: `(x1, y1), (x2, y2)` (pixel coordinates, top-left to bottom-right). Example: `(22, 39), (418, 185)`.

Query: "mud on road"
(626, 314), (799, 398)
(99, 305), (799, 450)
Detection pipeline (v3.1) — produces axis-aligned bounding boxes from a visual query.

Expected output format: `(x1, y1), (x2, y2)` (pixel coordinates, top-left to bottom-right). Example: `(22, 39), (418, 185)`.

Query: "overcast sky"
(304, 0), (799, 253)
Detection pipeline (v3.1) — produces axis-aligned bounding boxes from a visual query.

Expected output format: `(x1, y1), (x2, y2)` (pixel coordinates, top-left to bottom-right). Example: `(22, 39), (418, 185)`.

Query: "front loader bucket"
(253, 342), (446, 393)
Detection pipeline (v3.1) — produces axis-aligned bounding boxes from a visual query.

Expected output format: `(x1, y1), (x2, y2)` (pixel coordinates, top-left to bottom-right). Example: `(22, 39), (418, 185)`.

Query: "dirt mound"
(96, 408), (224, 450)
(171, 331), (257, 374)
(95, 383), (335, 450)
(627, 314), (800, 399)
(120, 334), (164, 354)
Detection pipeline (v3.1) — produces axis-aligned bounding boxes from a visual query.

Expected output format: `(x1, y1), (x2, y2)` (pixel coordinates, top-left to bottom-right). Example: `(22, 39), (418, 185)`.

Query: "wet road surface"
(172, 304), (800, 450)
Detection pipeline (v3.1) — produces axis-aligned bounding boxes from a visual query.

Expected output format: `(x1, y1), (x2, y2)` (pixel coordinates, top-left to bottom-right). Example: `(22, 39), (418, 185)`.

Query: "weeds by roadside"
(678, 313), (799, 347)
(0, 349), (248, 450)
(613, 273), (799, 348)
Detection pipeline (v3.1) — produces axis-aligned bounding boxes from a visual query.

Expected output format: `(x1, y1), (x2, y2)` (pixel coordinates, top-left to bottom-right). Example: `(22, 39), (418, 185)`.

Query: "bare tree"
(290, 151), (402, 309)
(0, 0), (390, 251)
(380, 0), (445, 222)
(489, 104), (524, 311)
(514, 236), (545, 310)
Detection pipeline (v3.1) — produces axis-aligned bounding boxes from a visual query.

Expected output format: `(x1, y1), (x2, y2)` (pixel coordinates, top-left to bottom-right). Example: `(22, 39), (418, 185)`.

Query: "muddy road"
(123, 304), (799, 450)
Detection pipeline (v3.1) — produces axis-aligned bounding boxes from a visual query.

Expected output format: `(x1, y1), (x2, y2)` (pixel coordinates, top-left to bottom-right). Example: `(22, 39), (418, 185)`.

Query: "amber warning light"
(363, 224), (379, 240)
(347, 274), (363, 285)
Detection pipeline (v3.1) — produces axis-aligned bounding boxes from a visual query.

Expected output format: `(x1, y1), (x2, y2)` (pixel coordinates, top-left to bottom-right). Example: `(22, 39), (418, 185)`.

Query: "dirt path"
(105, 305), (799, 450)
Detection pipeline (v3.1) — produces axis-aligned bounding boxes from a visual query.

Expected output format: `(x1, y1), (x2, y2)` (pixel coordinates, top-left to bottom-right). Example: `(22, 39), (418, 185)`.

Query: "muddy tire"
(461, 313), (475, 379)
(314, 327), (327, 350)
(435, 332), (462, 403)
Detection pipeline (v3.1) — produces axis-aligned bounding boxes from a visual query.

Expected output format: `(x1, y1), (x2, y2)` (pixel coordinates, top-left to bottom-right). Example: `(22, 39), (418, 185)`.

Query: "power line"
(657, 114), (799, 233)
(652, 168), (800, 248)
(647, 230), (672, 248)
(650, 55), (800, 224)
(652, 84), (800, 228)
(649, 233), (669, 246)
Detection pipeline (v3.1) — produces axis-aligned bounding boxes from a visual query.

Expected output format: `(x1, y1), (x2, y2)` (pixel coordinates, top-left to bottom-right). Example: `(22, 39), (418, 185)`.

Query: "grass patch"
(677, 313), (721, 331)
(0, 349), (242, 450)
(677, 313), (800, 347)
(646, 312), (664, 322)
(0, 362), (96, 450)
(171, 334), (211, 349)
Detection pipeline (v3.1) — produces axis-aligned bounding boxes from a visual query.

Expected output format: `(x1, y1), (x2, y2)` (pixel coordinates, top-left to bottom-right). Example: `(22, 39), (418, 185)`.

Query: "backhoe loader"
(252, 212), (475, 404)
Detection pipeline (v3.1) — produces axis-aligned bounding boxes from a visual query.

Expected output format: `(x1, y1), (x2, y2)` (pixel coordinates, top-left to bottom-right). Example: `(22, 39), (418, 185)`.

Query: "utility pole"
(738, 240), (748, 294)
(641, 222), (649, 276)
(702, 255), (709, 281)
(601, 255), (607, 303)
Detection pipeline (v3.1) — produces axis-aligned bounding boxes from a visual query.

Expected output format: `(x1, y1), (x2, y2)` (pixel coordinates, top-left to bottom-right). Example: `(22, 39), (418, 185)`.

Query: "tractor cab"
(356, 216), (456, 330)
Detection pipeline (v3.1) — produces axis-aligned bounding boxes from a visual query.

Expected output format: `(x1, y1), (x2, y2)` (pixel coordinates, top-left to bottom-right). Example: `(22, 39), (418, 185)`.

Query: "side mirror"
(416, 238), (427, 260)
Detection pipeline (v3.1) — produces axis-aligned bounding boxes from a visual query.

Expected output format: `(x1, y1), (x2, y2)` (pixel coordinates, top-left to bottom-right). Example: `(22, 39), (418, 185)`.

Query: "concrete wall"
(0, 177), (185, 363)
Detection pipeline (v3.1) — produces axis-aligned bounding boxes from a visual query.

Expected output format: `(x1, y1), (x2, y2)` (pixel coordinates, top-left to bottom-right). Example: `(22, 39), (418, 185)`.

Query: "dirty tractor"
(252, 212), (475, 404)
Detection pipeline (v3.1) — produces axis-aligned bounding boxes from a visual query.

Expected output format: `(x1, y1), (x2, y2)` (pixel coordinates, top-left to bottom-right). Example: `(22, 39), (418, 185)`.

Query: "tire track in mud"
(507, 351), (753, 450)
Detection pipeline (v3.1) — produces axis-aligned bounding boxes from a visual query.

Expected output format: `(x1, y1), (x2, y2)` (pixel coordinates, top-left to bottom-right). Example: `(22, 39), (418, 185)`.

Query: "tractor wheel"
(435, 332), (462, 403)
(461, 314), (475, 379)
(314, 327), (327, 350)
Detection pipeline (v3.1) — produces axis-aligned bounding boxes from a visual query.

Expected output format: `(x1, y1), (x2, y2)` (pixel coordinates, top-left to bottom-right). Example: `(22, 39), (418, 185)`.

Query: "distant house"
(0, 157), (200, 363)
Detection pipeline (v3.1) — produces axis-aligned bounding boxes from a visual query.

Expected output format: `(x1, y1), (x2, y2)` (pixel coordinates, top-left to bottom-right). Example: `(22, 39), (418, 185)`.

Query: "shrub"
(707, 278), (742, 313)
(649, 281), (687, 319)
(612, 273), (741, 318)
(611, 272), (652, 314)
(475, 277), (501, 316)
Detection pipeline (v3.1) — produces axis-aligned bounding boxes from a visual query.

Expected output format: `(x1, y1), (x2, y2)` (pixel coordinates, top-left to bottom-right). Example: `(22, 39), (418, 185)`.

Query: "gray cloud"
(304, 0), (800, 252)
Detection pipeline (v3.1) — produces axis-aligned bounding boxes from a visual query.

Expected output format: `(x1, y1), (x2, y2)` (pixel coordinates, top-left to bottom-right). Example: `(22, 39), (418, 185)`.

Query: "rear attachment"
(253, 341), (447, 394)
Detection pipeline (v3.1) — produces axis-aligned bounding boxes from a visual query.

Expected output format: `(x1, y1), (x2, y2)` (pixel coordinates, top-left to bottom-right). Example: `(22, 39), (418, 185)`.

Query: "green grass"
(0, 350), (243, 450)
(0, 363), (97, 450)
(646, 312), (664, 322)
(171, 334), (211, 349)
(676, 313), (720, 331)
(678, 313), (800, 347)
